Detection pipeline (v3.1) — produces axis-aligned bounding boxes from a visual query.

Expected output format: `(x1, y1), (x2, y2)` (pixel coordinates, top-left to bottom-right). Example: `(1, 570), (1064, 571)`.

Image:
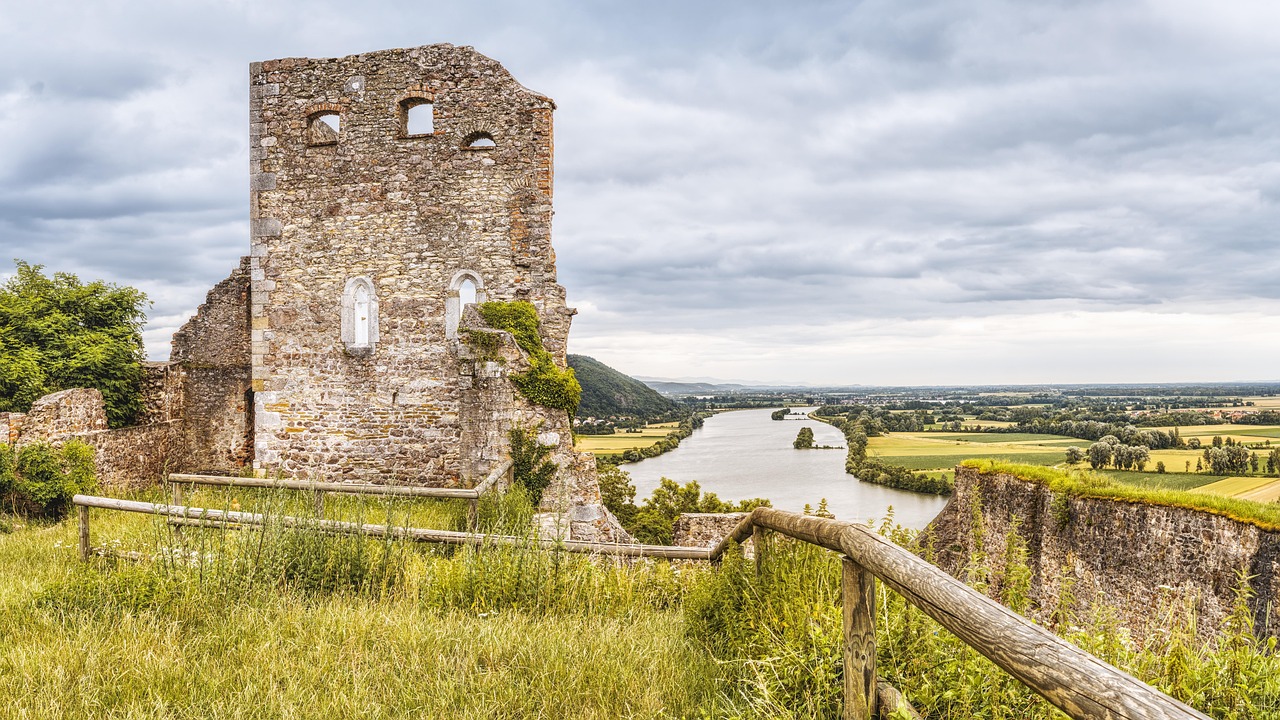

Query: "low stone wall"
(22, 389), (108, 438)
(921, 465), (1280, 641)
(79, 422), (179, 489)
(674, 512), (753, 559)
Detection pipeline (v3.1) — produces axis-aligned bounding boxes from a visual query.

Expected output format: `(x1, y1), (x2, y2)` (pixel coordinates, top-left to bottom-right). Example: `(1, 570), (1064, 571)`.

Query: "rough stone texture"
(78, 422), (179, 489)
(674, 512), (754, 559)
(138, 363), (184, 425)
(6, 389), (174, 489)
(169, 259), (254, 473)
(0, 413), (23, 445)
(248, 44), (567, 487)
(237, 44), (620, 540)
(6, 46), (625, 540)
(22, 389), (109, 439)
(921, 465), (1280, 641)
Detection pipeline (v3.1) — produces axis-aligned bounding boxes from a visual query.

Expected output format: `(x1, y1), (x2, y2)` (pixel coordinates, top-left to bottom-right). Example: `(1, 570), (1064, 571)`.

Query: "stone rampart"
(921, 465), (1280, 641)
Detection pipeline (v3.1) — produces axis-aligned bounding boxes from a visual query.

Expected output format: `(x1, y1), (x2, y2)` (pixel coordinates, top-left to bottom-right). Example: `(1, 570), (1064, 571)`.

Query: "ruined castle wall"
(6, 388), (175, 489)
(20, 389), (108, 439)
(922, 465), (1280, 641)
(79, 422), (179, 489)
(169, 259), (254, 473)
(247, 45), (569, 485)
(138, 363), (185, 425)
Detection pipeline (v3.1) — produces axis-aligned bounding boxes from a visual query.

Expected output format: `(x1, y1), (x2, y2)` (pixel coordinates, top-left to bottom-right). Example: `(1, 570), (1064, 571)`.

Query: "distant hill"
(568, 355), (681, 420)
(642, 380), (749, 395)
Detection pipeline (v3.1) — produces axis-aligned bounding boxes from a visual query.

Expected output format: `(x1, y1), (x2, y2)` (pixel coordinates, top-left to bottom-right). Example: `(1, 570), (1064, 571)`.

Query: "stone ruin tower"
(173, 44), (622, 540)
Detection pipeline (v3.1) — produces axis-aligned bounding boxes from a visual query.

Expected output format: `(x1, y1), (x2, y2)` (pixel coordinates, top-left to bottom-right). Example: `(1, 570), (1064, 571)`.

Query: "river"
(625, 407), (950, 530)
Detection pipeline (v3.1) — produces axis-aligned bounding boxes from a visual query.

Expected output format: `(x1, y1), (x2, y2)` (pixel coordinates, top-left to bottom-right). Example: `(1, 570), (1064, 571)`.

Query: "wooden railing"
(70, 493), (1211, 720)
(166, 459), (512, 529)
(709, 507), (1211, 720)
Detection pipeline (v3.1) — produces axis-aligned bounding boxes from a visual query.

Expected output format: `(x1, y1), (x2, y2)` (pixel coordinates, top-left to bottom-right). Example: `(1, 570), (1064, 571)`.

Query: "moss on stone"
(962, 459), (1280, 531)
(477, 301), (581, 415)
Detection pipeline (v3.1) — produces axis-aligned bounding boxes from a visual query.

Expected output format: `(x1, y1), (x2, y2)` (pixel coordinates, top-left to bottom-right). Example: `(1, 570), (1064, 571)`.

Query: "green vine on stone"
(509, 425), (558, 506)
(476, 301), (582, 415)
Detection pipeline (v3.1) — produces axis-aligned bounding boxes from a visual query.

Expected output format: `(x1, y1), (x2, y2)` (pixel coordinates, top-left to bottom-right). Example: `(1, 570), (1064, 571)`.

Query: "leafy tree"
(1156, 461), (1166, 474)
(630, 478), (769, 545)
(596, 463), (638, 528)
(793, 427), (815, 449)
(1064, 446), (1084, 465)
(0, 262), (148, 427)
(1086, 442), (1112, 470)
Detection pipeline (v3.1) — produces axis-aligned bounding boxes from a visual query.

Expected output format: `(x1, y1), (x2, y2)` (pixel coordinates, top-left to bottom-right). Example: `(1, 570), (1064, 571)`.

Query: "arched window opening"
(463, 131), (496, 149)
(308, 112), (340, 146)
(401, 99), (434, 137)
(353, 284), (371, 346)
(341, 277), (379, 353)
(445, 271), (487, 340)
(459, 278), (477, 308)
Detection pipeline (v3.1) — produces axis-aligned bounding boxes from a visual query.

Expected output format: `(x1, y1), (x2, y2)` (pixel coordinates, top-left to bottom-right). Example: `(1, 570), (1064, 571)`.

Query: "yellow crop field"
(574, 424), (678, 453)
(1196, 476), (1280, 503)
(1149, 424), (1280, 443)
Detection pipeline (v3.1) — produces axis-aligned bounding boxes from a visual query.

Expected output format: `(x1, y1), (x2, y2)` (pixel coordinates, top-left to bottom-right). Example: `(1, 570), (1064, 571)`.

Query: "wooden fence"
(166, 459), (511, 530)
(71, 496), (1210, 720)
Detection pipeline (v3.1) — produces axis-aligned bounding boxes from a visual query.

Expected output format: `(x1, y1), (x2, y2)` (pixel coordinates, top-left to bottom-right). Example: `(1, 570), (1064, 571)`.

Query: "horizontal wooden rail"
(73, 494), (710, 561)
(168, 460), (512, 500)
(712, 507), (1209, 720)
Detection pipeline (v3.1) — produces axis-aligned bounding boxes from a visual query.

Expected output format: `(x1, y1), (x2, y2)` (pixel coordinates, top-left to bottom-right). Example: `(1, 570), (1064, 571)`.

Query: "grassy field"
(1150, 423), (1280, 443)
(866, 431), (1081, 472)
(573, 422), (681, 453)
(1196, 476), (1280, 503)
(1, 480), (1277, 718)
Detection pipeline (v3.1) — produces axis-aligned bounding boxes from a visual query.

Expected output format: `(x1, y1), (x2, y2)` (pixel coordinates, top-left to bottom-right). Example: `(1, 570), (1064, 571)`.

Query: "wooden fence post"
(752, 524), (766, 576)
(78, 505), (90, 561)
(171, 482), (185, 542)
(314, 490), (325, 518)
(467, 498), (479, 532)
(842, 556), (876, 720)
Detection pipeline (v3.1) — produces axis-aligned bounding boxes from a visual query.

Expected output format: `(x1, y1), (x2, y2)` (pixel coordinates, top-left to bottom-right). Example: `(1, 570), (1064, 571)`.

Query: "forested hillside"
(567, 354), (681, 421)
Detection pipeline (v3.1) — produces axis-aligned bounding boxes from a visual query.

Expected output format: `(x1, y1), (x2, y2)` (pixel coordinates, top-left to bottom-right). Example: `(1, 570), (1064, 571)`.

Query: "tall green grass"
(1, 484), (1277, 718)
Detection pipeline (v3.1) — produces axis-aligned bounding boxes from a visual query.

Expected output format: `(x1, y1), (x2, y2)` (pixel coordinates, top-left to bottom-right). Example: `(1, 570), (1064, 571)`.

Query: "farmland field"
(1196, 476), (1280, 503)
(574, 422), (680, 453)
(866, 431), (1080, 472)
(1149, 424), (1280, 443)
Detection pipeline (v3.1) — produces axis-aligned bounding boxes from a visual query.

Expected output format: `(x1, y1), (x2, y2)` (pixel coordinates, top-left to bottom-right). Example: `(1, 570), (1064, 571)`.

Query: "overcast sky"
(2, 0), (1278, 385)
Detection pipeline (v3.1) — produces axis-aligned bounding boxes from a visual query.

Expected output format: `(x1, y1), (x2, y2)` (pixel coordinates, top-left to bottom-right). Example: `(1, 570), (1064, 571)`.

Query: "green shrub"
(6, 440), (96, 516)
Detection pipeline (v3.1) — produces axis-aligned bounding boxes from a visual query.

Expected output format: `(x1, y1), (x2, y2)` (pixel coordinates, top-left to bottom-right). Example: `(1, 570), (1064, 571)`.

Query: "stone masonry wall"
(922, 465), (1280, 641)
(169, 259), (254, 473)
(247, 45), (568, 486)
(21, 389), (108, 438)
(674, 512), (754, 559)
(6, 388), (174, 489)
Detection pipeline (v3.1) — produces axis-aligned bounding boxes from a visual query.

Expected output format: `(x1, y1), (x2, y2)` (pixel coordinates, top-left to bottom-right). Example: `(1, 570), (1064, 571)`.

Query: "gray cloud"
(1, 0), (1277, 380)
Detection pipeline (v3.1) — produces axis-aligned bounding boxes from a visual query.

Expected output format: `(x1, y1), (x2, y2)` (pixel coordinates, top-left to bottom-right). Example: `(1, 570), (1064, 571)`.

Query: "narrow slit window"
(464, 131), (496, 149)
(353, 284), (370, 346)
(308, 112), (340, 146)
(402, 100), (434, 136)
(341, 277), (379, 352)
